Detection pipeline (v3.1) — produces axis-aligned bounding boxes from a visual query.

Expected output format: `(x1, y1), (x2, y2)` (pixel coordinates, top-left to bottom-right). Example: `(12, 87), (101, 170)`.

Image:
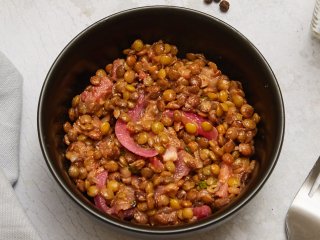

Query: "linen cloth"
(0, 52), (41, 239)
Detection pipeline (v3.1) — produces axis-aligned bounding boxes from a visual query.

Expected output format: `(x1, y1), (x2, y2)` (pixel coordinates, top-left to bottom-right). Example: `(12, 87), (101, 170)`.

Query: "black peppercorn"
(213, 0), (220, 2)
(204, 0), (213, 3)
(219, 0), (230, 12)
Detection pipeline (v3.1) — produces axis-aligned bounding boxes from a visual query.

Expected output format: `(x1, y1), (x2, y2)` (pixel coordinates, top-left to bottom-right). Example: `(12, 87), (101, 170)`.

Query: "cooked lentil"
(63, 40), (260, 226)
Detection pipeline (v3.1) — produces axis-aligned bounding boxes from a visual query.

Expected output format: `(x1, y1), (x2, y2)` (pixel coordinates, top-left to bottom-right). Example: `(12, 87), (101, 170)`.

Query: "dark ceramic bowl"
(38, 6), (284, 238)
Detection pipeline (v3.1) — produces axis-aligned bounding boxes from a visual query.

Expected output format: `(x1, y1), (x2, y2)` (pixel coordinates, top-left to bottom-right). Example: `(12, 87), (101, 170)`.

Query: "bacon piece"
(193, 205), (212, 220)
(134, 211), (148, 224)
(94, 171), (108, 189)
(154, 184), (179, 204)
(97, 135), (120, 159)
(153, 209), (178, 225)
(215, 183), (229, 198)
(138, 100), (159, 125)
(80, 77), (112, 108)
(150, 157), (165, 172)
(138, 71), (147, 81)
(198, 66), (220, 89)
(215, 163), (232, 198)
(162, 146), (178, 162)
(111, 186), (136, 214)
(174, 152), (191, 181)
(66, 141), (92, 162)
(128, 94), (146, 121)
(164, 127), (183, 149)
(215, 198), (230, 207)
(178, 150), (203, 169)
(218, 163), (232, 183)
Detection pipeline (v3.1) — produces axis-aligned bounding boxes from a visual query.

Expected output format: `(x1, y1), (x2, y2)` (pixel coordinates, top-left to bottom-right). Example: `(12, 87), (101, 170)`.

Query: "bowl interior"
(38, 6), (284, 235)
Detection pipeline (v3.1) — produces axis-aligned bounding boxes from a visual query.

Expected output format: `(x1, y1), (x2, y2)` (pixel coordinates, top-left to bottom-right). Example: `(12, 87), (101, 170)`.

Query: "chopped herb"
(129, 166), (140, 174)
(131, 200), (137, 207)
(198, 180), (208, 189)
(184, 146), (191, 153)
(201, 95), (209, 100)
(120, 149), (126, 156)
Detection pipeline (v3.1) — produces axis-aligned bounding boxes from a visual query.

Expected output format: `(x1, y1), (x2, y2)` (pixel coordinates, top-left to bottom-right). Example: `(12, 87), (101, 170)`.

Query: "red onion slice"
(164, 110), (218, 140)
(94, 195), (114, 215)
(115, 94), (158, 157)
(115, 120), (158, 158)
(95, 171), (108, 189)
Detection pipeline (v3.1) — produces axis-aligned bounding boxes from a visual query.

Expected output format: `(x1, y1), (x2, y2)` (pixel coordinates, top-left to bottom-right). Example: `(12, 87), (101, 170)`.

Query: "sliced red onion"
(164, 110), (218, 140)
(94, 195), (114, 215)
(115, 94), (158, 158)
(95, 171), (108, 189)
(115, 120), (158, 158)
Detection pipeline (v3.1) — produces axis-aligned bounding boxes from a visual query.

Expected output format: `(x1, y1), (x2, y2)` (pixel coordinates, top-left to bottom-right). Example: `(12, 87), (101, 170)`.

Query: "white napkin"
(0, 52), (41, 240)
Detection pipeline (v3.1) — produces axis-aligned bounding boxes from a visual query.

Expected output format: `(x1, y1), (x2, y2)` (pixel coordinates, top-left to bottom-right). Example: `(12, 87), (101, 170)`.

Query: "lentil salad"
(63, 40), (260, 226)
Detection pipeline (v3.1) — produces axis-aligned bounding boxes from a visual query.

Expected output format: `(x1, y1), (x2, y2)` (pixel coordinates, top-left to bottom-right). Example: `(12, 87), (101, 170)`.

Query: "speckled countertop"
(1, 0), (320, 239)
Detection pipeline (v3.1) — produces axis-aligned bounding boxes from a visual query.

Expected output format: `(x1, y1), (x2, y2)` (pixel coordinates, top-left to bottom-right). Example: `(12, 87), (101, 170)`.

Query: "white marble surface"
(1, 0), (320, 239)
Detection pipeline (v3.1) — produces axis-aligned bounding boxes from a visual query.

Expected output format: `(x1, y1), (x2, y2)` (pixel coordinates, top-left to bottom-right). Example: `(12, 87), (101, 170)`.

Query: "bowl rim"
(37, 5), (285, 235)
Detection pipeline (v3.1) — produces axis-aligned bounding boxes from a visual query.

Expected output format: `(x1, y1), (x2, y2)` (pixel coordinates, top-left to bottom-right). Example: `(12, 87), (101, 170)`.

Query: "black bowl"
(38, 6), (284, 238)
